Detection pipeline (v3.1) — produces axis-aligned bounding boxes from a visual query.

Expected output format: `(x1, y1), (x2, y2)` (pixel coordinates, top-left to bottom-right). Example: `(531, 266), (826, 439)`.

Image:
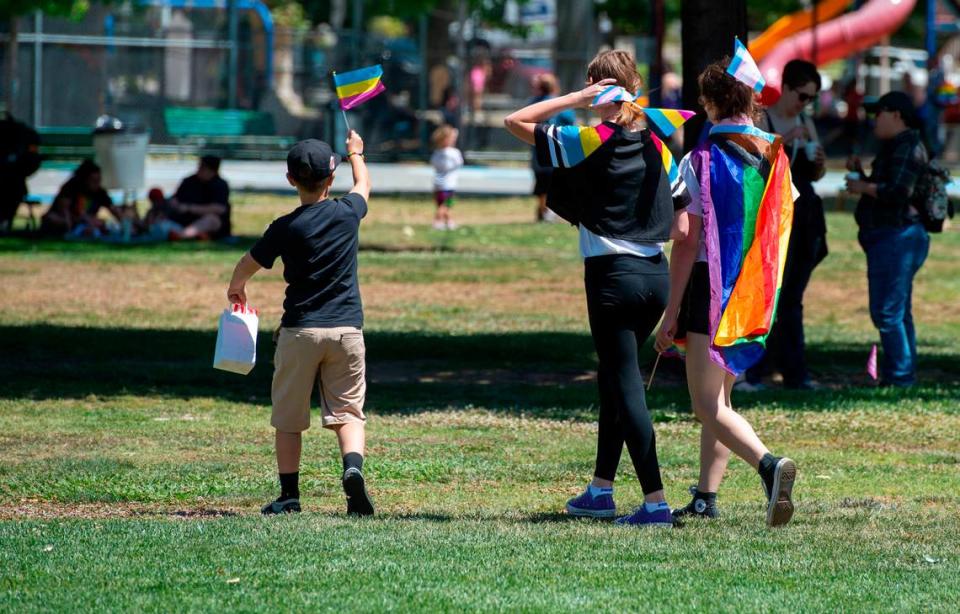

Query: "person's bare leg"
(275, 430), (302, 473)
(697, 425), (731, 492)
(694, 372), (734, 492)
(181, 213), (222, 239)
(331, 421), (364, 457)
(686, 333), (769, 469)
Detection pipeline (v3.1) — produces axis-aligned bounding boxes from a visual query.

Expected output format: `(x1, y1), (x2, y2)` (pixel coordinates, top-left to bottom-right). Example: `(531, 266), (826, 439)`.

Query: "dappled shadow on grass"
(1, 324), (957, 417)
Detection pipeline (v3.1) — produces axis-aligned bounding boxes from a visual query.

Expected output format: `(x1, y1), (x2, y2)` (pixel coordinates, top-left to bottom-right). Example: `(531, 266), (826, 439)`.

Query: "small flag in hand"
(333, 65), (386, 110)
(866, 344), (878, 381)
(727, 37), (766, 93)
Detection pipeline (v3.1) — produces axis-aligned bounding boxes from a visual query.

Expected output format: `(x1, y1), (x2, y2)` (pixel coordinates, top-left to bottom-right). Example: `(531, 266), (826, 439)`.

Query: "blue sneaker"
(615, 504), (674, 528)
(565, 488), (616, 519)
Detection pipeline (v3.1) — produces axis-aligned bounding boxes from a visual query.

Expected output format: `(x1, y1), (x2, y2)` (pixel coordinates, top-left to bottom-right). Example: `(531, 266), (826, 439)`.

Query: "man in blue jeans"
(846, 91), (931, 387)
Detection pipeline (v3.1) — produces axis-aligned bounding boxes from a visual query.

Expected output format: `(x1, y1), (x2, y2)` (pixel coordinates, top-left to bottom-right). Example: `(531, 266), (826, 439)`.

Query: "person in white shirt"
(430, 125), (464, 230)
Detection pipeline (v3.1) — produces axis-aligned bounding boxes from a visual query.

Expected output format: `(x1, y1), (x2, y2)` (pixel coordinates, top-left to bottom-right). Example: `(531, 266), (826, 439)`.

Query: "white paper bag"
(213, 304), (259, 375)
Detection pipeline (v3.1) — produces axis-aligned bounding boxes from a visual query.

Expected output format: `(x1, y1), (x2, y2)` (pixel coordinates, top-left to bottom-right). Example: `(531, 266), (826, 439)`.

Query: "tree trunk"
(681, 0), (747, 152)
(4, 17), (18, 114)
(555, 0), (595, 95)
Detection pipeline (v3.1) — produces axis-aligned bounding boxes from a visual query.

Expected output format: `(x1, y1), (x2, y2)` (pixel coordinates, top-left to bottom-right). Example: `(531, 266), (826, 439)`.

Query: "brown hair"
(586, 49), (645, 128)
(290, 172), (329, 193)
(697, 58), (758, 121)
(431, 124), (457, 150)
(535, 73), (560, 97)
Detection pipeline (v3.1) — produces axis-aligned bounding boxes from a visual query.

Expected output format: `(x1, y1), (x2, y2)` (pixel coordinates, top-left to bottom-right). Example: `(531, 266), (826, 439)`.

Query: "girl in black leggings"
(505, 50), (691, 526)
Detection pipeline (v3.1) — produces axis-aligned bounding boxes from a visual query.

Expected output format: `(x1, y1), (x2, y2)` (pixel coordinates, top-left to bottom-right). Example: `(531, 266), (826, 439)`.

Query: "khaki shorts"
(271, 326), (366, 432)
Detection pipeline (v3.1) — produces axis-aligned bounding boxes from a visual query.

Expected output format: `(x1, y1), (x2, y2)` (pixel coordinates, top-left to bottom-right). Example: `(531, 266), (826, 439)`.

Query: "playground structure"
(758, 0), (919, 92)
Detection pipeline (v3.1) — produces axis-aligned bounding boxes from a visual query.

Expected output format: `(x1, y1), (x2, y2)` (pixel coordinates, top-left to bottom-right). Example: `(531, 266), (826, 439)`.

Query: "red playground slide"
(759, 0), (918, 92)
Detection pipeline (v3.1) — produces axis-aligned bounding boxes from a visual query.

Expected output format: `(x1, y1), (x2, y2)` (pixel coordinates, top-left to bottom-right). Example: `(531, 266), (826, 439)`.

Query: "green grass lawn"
(1, 195), (959, 611)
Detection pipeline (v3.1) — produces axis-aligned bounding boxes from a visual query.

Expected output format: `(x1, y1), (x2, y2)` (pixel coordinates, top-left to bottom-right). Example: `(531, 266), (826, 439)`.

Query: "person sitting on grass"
(40, 159), (121, 237)
(167, 155), (231, 240)
(226, 132), (374, 516)
(655, 60), (798, 527)
(430, 124), (463, 230)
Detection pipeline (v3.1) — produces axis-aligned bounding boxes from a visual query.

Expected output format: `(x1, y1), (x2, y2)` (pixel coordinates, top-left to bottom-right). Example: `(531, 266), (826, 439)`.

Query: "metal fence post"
(33, 10), (42, 126)
(227, 0), (239, 108)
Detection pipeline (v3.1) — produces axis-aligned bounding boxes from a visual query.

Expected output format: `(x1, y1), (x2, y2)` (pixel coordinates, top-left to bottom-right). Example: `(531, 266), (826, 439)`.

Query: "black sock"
(695, 490), (718, 505)
(758, 453), (779, 493)
(279, 472), (299, 500)
(343, 452), (364, 474)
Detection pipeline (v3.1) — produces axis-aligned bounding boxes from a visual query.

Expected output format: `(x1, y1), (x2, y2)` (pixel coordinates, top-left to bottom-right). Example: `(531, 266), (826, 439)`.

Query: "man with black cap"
(846, 91), (930, 387)
(226, 130), (374, 515)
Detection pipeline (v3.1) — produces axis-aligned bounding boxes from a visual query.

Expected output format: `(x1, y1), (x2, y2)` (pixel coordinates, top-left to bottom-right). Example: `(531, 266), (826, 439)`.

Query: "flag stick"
(646, 353), (662, 391)
(331, 70), (351, 133)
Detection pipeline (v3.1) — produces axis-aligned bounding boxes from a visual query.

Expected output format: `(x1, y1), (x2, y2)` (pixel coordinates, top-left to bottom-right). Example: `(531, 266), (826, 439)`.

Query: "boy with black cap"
(227, 131), (373, 515)
(845, 91), (930, 387)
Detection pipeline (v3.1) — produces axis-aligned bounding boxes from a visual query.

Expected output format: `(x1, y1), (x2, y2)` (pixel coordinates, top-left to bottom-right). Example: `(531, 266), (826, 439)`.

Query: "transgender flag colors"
(727, 37), (765, 93)
(333, 65), (386, 110)
(680, 123), (795, 375)
(538, 123), (617, 168)
(643, 108), (697, 139)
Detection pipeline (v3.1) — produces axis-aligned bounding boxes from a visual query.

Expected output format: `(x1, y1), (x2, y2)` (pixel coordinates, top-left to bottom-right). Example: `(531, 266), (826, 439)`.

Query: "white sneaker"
(446, 221), (458, 230)
(432, 221), (446, 230)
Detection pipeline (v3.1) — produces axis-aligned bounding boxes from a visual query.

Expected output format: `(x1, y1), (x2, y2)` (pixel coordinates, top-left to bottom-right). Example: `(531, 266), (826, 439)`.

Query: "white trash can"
(93, 130), (149, 192)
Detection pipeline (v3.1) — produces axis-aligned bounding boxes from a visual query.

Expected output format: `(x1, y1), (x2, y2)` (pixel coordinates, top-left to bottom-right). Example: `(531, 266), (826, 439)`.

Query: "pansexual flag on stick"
(333, 64), (386, 109)
(727, 37), (765, 93)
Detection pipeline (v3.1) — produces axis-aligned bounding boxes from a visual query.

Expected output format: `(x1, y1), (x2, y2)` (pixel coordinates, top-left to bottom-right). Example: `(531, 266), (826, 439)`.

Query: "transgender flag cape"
(680, 123), (795, 375)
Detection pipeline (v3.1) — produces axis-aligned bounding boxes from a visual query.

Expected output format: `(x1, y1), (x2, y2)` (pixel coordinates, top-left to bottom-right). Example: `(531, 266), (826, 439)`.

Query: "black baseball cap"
(287, 139), (341, 184)
(864, 91), (919, 127)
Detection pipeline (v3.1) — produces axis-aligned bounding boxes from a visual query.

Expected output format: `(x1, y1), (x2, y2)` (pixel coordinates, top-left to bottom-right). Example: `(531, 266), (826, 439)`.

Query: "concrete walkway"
(26, 158), (960, 203)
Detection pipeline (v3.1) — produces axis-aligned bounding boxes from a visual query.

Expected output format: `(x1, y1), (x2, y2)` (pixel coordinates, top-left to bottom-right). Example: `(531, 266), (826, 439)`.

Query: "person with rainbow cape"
(505, 50), (696, 527)
(654, 48), (799, 527)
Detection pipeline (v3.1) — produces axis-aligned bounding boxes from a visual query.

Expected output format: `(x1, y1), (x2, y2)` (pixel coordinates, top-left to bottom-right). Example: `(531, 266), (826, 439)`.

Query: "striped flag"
(727, 37), (765, 93)
(333, 65), (386, 110)
(643, 108), (697, 139)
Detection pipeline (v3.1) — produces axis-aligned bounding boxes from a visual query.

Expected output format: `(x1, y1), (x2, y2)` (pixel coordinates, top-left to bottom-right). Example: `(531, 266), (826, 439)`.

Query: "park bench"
(37, 126), (95, 158)
(163, 107), (295, 159)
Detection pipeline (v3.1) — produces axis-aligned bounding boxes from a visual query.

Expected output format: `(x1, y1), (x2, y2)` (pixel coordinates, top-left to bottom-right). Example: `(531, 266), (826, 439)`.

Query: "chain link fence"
(0, 3), (570, 161)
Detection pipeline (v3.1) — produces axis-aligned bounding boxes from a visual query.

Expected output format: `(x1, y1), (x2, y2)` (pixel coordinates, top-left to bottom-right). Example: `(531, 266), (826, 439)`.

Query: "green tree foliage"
(0, 0), (95, 19)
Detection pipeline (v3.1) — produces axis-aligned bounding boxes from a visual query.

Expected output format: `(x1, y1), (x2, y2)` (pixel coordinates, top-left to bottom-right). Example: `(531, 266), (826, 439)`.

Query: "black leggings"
(585, 254), (669, 495)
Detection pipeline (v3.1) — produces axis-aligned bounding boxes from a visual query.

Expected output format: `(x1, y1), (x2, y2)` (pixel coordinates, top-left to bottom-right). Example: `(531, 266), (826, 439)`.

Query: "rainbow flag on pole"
(333, 65), (386, 110)
(727, 37), (765, 93)
(676, 123), (795, 374)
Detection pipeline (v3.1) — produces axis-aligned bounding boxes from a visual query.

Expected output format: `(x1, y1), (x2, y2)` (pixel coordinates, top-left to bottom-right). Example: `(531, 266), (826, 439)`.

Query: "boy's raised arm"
(346, 130), (370, 202)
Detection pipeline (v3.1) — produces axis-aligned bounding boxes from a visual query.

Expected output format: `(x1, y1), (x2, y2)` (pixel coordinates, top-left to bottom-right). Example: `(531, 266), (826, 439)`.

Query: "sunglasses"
(796, 92), (817, 104)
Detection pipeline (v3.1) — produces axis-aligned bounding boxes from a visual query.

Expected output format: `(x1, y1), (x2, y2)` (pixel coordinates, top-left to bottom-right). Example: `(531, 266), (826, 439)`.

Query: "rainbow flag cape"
(728, 37), (765, 93)
(676, 123), (795, 374)
(333, 65), (386, 110)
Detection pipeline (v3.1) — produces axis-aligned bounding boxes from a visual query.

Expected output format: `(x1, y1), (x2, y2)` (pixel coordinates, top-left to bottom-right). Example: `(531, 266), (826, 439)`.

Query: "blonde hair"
(586, 49), (646, 128)
(431, 124), (457, 150)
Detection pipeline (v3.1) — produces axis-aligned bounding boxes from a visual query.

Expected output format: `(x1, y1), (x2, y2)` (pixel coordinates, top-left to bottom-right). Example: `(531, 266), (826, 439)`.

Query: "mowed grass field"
(1, 193), (958, 611)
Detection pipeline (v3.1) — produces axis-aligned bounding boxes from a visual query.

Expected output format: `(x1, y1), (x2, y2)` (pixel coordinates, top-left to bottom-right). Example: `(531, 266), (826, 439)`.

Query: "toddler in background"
(430, 125), (463, 230)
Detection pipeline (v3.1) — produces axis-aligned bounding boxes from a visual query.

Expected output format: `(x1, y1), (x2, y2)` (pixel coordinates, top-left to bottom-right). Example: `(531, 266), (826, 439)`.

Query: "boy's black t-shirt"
(249, 193), (368, 328)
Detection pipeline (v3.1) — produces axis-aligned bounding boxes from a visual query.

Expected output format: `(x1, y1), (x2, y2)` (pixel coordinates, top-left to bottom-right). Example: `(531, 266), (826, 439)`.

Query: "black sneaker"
(342, 467), (375, 517)
(672, 486), (719, 520)
(261, 497), (301, 515)
(761, 457), (796, 527)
